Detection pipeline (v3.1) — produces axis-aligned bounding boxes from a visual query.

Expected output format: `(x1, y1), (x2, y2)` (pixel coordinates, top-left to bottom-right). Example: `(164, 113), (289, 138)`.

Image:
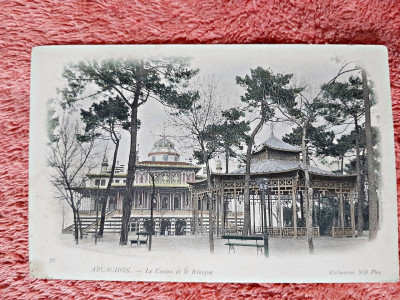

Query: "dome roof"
(153, 137), (175, 149)
(148, 137), (180, 160)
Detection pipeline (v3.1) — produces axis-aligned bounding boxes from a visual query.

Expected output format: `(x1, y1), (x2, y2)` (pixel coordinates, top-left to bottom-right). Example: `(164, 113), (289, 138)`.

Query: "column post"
(339, 187), (344, 235)
(292, 188), (297, 238)
(234, 187), (237, 231)
(350, 188), (355, 237)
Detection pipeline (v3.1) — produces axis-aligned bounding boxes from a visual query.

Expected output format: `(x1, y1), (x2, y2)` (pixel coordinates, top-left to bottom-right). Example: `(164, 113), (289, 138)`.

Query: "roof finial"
(162, 125), (168, 141)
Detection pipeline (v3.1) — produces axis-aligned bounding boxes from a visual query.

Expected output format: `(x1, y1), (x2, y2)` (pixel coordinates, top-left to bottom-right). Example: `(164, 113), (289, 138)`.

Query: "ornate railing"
(222, 226), (320, 237)
(331, 226), (354, 238)
(266, 226), (320, 237)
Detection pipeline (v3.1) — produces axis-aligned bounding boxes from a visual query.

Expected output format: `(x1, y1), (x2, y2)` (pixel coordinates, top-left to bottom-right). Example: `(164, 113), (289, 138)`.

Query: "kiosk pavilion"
(189, 134), (358, 238)
(74, 137), (202, 236)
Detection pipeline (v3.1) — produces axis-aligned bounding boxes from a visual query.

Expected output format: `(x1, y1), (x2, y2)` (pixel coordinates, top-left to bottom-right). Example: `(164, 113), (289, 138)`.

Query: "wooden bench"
(130, 232), (150, 247)
(222, 235), (264, 255)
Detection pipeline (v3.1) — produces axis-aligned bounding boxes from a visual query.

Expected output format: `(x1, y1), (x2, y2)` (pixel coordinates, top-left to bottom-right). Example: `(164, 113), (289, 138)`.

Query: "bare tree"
(49, 115), (98, 244)
(275, 63), (363, 253)
(273, 88), (325, 254)
(168, 77), (223, 254)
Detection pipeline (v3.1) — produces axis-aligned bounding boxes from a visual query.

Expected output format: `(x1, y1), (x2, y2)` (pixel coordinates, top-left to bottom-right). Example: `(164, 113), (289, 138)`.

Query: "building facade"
(77, 137), (201, 236)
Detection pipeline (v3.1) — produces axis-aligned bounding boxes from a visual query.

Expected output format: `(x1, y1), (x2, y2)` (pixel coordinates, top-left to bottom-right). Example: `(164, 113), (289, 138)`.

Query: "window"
(163, 155), (168, 161)
(174, 156), (178, 162)
(109, 197), (116, 210)
(161, 196), (168, 210)
(130, 220), (138, 232)
(95, 179), (100, 186)
(123, 180), (126, 183)
(174, 196), (180, 210)
(152, 156), (155, 161)
(101, 179), (105, 186)
(115, 179), (119, 183)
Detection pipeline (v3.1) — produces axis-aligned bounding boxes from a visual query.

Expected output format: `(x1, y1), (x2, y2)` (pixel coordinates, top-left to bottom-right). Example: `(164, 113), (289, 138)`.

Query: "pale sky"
(38, 45), (388, 173)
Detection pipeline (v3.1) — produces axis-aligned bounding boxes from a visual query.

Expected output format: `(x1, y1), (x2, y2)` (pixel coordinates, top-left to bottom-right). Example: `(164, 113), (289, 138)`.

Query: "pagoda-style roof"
(231, 159), (334, 176)
(253, 135), (302, 154)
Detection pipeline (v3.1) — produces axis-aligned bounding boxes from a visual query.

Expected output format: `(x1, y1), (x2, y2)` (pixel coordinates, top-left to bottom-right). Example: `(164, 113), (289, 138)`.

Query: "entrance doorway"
(143, 220), (155, 235)
(175, 219), (186, 236)
(160, 219), (171, 236)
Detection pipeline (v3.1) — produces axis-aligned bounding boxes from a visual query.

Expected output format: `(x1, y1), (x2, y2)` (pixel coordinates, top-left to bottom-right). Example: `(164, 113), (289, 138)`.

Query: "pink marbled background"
(1, 1), (399, 298)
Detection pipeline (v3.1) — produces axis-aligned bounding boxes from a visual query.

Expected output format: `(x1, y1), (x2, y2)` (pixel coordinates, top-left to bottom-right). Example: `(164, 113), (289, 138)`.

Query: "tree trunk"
(76, 208), (83, 239)
(149, 175), (155, 251)
(99, 139), (120, 237)
(299, 191), (304, 227)
(359, 156), (366, 231)
(225, 146), (229, 174)
(243, 102), (267, 235)
(354, 117), (363, 237)
(243, 144), (252, 236)
(340, 156), (344, 174)
(69, 190), (79, 244)
(362, 69), (378, 240)
(203, 148), (214, 253)
(302, 122), (314, 254)
(72, 207), (78, 244)
(120, 104), (139, 245)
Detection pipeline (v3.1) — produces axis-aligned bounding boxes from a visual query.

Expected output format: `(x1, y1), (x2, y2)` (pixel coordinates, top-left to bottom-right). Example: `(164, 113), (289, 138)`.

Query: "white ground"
(61, 232), (370, 257)
(48, 232), (399, 283)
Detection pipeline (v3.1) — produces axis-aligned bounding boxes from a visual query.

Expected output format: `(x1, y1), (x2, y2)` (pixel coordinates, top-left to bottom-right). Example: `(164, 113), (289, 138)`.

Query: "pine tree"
(79, 96), (130, 237)
(206, 108), (249, 173)
(236, 67), (301, 236)
(61, 58), (198, 245)
(321, 74), (366, 236)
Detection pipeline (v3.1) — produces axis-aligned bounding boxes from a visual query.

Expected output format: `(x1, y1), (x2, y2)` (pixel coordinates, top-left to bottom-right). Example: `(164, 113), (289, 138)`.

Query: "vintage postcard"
(29, 44), (398, 282)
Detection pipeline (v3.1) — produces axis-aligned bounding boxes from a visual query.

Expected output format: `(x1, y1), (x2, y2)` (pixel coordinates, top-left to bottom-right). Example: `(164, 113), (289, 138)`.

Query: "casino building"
(71, 137), (202, 236)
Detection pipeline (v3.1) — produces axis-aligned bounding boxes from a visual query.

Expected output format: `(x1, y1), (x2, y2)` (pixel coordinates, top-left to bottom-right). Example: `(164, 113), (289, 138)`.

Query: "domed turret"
(148, 137), (180, 162)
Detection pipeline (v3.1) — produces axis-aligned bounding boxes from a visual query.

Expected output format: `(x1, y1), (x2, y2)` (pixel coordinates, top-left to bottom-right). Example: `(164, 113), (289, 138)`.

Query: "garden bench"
(222, 235), (264, 255)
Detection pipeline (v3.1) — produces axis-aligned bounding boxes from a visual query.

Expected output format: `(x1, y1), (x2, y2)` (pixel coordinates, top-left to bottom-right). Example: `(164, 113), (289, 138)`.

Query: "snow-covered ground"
(47, 232), (397, 283)
(60, 233), (370, 257)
